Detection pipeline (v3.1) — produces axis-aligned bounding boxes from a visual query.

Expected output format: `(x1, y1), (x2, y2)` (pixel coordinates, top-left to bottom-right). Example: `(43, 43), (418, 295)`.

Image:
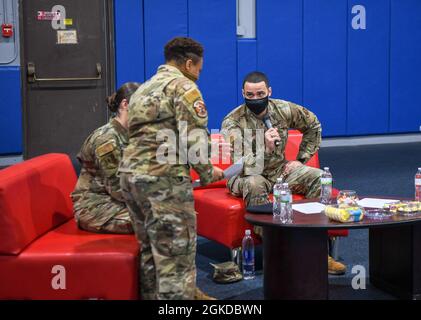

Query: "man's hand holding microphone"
(264, 128), (281, 154)
(262, 115), (303, 175)
(263, 115), (281, 154)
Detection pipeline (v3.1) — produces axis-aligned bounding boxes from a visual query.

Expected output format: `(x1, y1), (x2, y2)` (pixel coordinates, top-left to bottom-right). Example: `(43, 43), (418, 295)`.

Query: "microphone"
(263, 115), (280, 147)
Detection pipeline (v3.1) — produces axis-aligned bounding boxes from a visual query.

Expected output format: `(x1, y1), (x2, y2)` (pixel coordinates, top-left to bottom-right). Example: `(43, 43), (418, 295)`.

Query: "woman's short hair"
(164, 37), (204, 65)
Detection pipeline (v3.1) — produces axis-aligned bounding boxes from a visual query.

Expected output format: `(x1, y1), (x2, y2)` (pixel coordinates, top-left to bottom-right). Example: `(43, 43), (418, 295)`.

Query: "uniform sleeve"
(94, 138), (125, 202)
(173, 81), (214, 186)
(287, 102), (322, 164)
(221, 116), (269, 176)
(221, 117), (242, 163)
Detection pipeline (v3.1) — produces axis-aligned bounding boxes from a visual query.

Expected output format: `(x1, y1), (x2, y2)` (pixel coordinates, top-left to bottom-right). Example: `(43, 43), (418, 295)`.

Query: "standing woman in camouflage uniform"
(71, 82), (140, 234)
(119, 37), (224, 300)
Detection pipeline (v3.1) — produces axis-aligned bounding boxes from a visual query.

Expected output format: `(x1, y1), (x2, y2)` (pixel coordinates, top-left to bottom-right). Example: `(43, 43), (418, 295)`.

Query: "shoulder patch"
(193, 100), (208, 118)
(95, 142), (115, 157)
(182, 83), (192, 91)
(184, 88), (201, 104)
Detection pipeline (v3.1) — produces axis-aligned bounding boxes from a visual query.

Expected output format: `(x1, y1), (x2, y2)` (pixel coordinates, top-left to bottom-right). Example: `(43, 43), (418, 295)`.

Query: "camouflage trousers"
(228, 163), (323, 237)
(120, 173), (197, 300)
(74, 195), (133, 234)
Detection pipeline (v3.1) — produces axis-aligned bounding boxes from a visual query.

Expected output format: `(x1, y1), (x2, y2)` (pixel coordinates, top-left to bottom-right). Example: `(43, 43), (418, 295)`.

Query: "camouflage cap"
(210, 261), (243, 284)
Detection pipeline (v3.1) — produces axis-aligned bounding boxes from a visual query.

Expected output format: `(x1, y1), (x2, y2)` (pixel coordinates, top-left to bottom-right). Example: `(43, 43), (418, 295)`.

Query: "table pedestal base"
(370, 224), (421, 300)
(263, 226), (328, 300)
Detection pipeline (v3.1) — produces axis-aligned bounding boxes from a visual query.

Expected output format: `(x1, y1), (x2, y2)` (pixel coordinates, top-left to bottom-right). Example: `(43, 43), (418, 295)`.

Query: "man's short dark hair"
(164, 37), (204, 65)
(242, 71), (270, 88)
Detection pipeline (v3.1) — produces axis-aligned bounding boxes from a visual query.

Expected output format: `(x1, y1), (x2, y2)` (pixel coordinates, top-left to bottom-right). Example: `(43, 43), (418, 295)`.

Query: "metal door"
(20, 0), (114, 159)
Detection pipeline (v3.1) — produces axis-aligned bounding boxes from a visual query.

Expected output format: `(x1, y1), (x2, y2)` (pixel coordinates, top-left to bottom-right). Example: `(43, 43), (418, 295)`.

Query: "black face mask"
(245, 96), (269, 115)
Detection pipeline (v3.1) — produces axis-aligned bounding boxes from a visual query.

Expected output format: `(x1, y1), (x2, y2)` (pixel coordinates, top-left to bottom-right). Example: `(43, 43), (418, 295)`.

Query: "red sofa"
(0, 154), (139, 300)
(192, 131), (347, 257)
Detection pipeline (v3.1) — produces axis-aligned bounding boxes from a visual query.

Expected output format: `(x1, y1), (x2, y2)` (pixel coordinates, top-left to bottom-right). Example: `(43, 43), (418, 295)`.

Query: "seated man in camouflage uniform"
(221, 71), (346, 275)
(71, 82), (140, 234)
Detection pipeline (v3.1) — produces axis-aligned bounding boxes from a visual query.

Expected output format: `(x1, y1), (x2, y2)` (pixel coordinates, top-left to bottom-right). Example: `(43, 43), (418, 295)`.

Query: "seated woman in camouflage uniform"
(71, 82), (140, 234)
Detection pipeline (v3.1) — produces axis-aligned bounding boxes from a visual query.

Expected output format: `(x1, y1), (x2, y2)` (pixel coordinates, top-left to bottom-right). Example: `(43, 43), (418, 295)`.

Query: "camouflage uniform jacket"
(221, 99), (321, 184)
(71, 118), (128, 205)
(118, 64), (214, 185)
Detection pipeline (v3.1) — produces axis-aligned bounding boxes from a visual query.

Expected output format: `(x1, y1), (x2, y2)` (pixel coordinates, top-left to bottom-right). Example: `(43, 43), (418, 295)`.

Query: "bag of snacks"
(324, 205), (364, 223)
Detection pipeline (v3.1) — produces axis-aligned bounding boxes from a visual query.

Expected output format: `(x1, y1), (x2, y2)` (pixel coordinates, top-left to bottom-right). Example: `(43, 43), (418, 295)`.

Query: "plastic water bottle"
(320, 167), (333, 204)
(273, 178), (283, 219)
(282, 183), (293, 223)
(242, 230), (255, 280)
(415, 168), (421, 201)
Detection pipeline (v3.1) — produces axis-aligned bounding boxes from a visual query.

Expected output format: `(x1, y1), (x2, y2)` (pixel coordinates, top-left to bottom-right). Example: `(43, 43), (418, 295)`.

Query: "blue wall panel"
(257, 0), (303, 104)
(390, 0), (421, 133)
(188, 0), (237, 131)
(0, 67), (22, 154)
(347, 0), (390, 135)
(2, 0), (420, 157)
(144, 0), (188, 79)
(303, 0), (347, 137)
(114, 0), (145, 87)
(237, 39), (257, 105)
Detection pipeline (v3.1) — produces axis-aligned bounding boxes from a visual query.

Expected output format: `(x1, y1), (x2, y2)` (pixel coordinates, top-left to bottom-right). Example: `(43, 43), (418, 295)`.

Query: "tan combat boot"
(328, 255), (346, 275)
(195, 288), (217, 300)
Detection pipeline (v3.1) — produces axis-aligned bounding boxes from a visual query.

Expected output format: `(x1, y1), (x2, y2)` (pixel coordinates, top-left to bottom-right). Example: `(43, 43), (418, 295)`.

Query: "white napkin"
(292, 202), (326, 215)
(357, 198), (400, 209)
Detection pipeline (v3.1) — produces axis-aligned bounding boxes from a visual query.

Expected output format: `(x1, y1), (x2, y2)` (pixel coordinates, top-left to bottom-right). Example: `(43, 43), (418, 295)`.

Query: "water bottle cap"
(418, 167), (421, 171)
(245, 229), (251, 236)
(277, 178), (283, 183)
(324, 167), (330, 171)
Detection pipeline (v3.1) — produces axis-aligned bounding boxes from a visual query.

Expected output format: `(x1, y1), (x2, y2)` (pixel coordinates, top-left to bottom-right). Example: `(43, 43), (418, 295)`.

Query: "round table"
(245, 197), (421, 300)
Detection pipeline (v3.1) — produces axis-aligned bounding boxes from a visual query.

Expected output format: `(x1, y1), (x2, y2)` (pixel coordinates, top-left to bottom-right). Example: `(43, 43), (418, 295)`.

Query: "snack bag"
(325, 206), (364, 223)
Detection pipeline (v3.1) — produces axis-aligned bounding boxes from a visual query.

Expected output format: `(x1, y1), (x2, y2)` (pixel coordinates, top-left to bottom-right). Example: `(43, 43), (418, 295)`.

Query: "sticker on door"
(37, 11), (61, 21)
(57, 30), (78, 44)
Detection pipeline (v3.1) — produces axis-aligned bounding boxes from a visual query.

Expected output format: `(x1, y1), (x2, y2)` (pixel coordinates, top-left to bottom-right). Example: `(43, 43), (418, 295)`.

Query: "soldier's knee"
(307, 171), (323, 198)
(301, 167), (323, 185)
(152, 220), (196, 257)
(244, 175), (269, 194)
(310, 168), (323, 185)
